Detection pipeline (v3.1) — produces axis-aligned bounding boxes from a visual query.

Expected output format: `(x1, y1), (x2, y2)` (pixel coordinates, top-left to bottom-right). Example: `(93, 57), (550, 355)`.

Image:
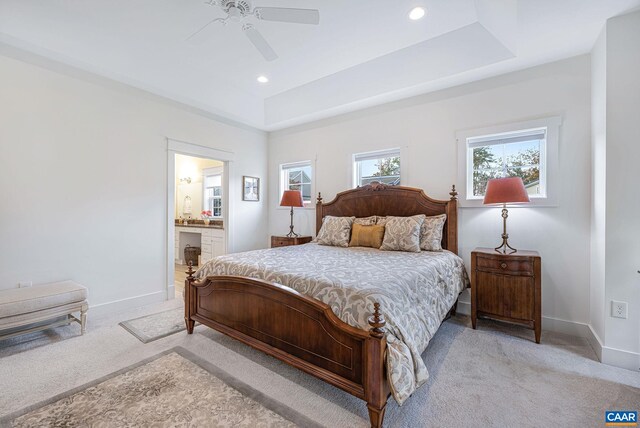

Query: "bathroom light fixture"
(409, 7), (426, 21)
(257, 75), (269, 83)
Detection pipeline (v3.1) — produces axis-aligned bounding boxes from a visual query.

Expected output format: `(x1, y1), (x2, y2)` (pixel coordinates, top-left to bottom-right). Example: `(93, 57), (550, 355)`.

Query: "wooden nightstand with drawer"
(271, 236), (313, 248)
(471, 247), (542, 343)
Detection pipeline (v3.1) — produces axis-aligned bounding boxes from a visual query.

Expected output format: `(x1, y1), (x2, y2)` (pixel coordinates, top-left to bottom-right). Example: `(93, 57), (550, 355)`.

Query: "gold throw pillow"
(349, 224), (385, 249)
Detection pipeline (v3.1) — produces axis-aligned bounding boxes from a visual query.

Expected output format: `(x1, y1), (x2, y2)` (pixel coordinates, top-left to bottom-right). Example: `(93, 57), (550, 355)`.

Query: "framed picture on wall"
(242, 176), (260, 201)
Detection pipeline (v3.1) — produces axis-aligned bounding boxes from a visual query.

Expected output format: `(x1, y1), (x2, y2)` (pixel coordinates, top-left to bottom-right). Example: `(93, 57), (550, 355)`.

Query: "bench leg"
(80, 303), (88, 334)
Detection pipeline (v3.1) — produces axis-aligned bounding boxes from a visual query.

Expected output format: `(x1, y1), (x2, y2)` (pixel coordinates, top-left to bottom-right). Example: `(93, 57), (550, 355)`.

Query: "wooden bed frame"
(185, 182), (459, 428)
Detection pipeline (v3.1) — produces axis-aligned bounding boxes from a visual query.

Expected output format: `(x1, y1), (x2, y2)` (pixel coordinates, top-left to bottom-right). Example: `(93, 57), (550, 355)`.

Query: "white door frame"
(166, 138), (235, 300)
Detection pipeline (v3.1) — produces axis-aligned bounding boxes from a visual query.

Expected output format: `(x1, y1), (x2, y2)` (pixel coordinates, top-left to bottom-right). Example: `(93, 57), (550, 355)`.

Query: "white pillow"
(380, 215), (425, 252)
(316, 216), (355, 247)
(420, 214), (447, 252)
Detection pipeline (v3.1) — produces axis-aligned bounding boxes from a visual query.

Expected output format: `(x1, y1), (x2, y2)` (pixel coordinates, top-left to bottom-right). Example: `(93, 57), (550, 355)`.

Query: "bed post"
(365, 302), (388, 428)
(447, 184), (459, 255)
(184, 262), (196, 334)
(315, 192), (323, 236)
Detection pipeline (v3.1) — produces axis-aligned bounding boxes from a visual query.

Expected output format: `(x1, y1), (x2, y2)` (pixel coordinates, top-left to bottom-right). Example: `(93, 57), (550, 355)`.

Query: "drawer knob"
(500, 263), (507, 269)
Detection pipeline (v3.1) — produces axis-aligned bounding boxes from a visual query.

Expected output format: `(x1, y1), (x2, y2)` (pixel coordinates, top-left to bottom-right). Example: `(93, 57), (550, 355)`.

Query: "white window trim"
(456, 116), (561, 208)
(352, 148), (402, 189)
(279, 160), (314, 209)
(203, 166), (224, 219)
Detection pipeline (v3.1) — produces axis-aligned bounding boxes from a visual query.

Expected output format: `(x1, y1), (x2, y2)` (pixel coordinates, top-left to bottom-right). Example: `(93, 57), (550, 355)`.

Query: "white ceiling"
(1, 0), (638, 130)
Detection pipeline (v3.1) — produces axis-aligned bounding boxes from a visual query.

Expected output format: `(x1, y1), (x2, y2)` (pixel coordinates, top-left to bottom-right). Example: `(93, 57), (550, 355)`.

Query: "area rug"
(119, 308), (188, 343)
(0, 347), (321, 428)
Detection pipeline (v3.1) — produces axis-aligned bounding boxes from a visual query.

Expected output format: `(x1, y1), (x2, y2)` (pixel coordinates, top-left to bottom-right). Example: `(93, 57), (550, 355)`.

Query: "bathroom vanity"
(175, 224), (225, 265)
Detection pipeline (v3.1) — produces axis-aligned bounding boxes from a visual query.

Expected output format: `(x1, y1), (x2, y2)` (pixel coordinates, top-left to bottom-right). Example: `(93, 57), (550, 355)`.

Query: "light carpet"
(201, 317), (640, 427)
(1, 347), (319, 428)
(0, 318), (81, 359)
(1, 299), (639, 428)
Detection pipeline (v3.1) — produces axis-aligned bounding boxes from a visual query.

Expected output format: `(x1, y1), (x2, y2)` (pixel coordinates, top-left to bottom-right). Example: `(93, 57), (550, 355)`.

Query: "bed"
(185, 183), (467, 427)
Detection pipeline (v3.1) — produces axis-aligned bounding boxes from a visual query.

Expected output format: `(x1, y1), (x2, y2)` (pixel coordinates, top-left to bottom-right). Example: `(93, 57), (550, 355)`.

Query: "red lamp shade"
(483, 177), (530, 205)
(280, 190), (304, 207)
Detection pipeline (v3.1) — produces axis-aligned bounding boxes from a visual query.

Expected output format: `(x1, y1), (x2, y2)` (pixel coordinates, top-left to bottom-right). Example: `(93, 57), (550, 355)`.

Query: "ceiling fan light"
(257, 75), (269, 83)
(409, 7), (426, 21)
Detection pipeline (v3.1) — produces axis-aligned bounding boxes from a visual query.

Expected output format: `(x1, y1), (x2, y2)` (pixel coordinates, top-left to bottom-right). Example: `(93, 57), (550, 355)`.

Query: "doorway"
(167, 139), (234, 300)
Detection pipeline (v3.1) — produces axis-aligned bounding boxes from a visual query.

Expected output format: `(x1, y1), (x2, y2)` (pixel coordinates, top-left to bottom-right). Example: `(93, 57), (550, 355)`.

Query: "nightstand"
(271, 235), (313, 248)
(471, 247), (542, 343)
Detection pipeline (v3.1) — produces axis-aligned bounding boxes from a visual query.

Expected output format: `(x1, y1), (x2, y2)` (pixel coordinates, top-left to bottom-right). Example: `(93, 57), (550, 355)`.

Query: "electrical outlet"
(18, 281), (32, 288)
(611, 301), (628, 319)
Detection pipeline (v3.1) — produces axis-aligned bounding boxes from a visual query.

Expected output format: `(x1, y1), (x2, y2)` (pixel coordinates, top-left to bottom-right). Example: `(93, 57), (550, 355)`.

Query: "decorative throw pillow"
(349, 224), (385, 248)
(376, 216), (388, 226)
(354, 216), (377, 226)
(316, 216), (355, 247)
(420, 214), (447, 252)
(380, 215), (425, 252)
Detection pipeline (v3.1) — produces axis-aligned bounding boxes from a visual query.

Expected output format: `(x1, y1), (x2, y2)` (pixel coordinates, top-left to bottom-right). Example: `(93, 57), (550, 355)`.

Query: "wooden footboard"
(184, 265), (391, 428)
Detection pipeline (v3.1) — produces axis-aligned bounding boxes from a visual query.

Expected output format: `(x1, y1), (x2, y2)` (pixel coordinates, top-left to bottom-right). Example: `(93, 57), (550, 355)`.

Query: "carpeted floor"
(1, 299), (639, 427)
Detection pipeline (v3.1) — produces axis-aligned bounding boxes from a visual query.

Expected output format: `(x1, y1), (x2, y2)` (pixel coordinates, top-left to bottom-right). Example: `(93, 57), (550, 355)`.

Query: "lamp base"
(286, 206), (299, 238)
(494, 235), (517, 254)
(495, 206), (517, 254)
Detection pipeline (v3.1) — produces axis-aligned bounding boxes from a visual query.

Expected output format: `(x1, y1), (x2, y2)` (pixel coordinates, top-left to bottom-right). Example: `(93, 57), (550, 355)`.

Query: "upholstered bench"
(0, 281), (88, 341)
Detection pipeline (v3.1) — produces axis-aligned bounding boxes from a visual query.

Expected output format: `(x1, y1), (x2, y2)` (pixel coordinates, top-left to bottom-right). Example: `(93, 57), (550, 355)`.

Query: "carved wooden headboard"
(316, 182), (459, 254)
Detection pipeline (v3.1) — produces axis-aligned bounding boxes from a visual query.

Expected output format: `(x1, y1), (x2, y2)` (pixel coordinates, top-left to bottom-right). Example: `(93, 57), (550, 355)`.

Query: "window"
(353, 148), (401, 188)
(280, 161), (312, 204)
(468, 129), (546, 199)
(456, 117), (561, 207)
(203, 167), (223, 218)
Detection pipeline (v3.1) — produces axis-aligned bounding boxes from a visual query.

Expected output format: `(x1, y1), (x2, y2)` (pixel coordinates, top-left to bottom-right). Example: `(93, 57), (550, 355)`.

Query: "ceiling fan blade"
(186, 18), (226, 44)
(254, 7), (320, 25)
(243, 25), (278, 61)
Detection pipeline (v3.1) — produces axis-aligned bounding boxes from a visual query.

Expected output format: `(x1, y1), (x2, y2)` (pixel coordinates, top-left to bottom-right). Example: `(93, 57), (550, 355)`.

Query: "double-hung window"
(280, 161), (312, 205)
(353, 148), (401, 188)
(203, 167), (223, 218)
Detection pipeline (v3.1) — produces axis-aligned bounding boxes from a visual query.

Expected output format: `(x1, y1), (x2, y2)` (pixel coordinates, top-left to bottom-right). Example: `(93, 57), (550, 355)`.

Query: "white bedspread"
(195, 243), (468, 404)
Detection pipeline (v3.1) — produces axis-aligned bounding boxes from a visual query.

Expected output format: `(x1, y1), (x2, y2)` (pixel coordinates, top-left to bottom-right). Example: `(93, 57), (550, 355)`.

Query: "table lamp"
(483, 177), (530, 254)
(280, 190), (304, 237)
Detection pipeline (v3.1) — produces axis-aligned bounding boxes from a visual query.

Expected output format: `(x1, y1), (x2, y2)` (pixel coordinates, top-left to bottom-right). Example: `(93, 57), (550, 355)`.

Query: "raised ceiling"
(0, 0), (638, 130)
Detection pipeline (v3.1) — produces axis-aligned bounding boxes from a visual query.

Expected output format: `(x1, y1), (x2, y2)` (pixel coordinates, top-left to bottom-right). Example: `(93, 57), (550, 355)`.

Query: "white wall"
(0, 54), (268, 312)
(590, 29), (607, 352)
(269, 56), (592, 330)
(603, 10), (640, 360)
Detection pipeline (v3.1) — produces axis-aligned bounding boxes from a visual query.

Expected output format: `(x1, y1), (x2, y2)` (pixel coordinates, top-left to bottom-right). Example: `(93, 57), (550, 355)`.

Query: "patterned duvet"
(195, 242), (469, 405)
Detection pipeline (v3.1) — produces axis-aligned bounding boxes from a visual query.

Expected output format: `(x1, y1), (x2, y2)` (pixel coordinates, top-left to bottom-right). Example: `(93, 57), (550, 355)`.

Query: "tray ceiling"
(0, 0), (638, 130)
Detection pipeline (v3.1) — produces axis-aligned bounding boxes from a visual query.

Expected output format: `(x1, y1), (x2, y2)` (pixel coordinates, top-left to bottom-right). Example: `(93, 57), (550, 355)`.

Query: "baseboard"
(541, 316), (593, 338)
(601, 346), (640, 372)
(585, 325), (640, 371)
(586, 324), (604, 361)
(167, 284), (176, 300)
(456, 300), (471, 315)
(456, 301), (592, 338)
(89, 290), (166, 318)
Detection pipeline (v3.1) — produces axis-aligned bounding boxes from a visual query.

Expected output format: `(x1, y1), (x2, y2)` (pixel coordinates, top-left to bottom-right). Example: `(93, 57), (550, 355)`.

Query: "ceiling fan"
(187, 0), (320, 61)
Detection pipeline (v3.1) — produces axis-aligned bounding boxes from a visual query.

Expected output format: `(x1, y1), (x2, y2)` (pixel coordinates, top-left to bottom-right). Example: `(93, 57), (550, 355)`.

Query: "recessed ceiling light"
(409, 7), (426, 21)
(257, 75), (269, 83)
